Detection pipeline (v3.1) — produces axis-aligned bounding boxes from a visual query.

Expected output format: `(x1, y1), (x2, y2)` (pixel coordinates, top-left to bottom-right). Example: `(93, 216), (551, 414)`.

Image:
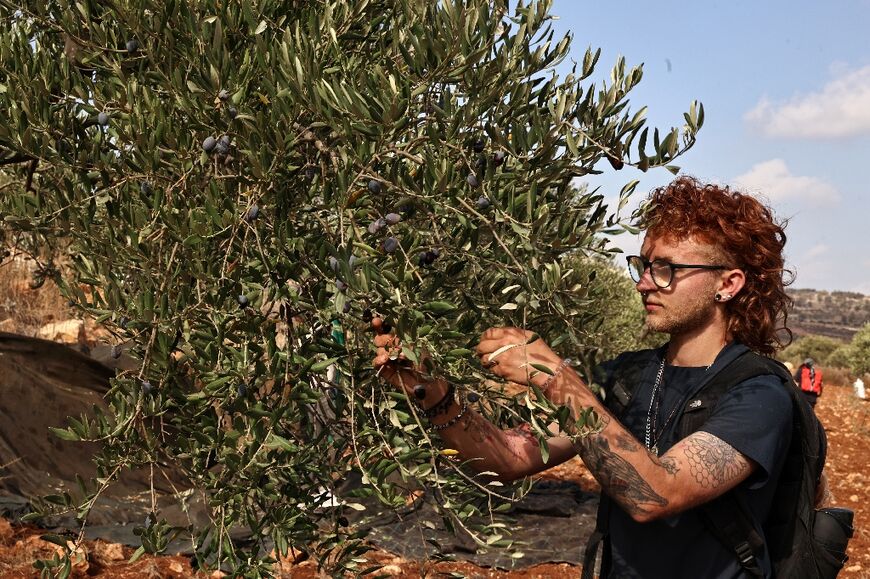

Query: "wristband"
(541, 358), (572, 391)
(431, 396), (469, 431)
(416, 382), (455, 419)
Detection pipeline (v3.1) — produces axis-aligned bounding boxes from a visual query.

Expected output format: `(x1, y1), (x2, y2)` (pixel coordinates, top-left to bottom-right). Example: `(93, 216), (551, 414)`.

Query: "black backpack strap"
(678, 351), (788, 439)
(677, 352), (792, 575)
(680, 352), (826, 577)
(599, 347), (665, 416)
(700, 494), (766, 577)
(581, 347), (663, 578)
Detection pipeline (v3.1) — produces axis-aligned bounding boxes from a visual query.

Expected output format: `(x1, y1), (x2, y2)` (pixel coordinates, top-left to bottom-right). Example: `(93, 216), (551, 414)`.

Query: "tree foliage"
(823, 344), (854, 371)
(562, 253), (664, 361)
(847, 323), (870, 376)
(0, 0), (701, 574)
(780, 334), (846, 368)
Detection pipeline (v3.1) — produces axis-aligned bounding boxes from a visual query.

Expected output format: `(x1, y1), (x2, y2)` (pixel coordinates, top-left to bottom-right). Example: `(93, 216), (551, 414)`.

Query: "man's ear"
(719, 268), (746, 299)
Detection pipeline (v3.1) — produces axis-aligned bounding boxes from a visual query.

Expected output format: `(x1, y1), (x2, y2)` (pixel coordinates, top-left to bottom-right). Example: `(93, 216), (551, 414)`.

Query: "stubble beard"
(645, 286), (717, 337)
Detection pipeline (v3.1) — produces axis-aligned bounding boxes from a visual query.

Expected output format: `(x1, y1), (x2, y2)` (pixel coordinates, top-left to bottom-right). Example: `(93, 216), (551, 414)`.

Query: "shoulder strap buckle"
(735, 540), (757, 565)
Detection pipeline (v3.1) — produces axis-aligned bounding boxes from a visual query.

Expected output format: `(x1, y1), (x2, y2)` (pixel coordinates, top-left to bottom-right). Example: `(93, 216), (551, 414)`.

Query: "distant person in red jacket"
(796, 358), (823, 407)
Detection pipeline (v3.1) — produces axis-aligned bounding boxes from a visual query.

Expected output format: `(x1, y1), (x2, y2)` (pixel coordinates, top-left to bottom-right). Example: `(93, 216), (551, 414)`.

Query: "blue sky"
(548, 0), (870, 293)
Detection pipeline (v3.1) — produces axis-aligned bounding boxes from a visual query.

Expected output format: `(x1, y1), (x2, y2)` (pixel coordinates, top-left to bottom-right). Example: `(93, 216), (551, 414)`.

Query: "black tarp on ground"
(0, 332), (597, 567)
(0, 332), (214, 551)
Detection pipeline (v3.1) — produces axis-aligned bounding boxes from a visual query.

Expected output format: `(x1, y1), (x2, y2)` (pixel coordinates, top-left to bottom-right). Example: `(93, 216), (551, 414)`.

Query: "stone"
(38, 319), (86, 345)
(169, 560), (185, 573)
(92, 540), (126, 563)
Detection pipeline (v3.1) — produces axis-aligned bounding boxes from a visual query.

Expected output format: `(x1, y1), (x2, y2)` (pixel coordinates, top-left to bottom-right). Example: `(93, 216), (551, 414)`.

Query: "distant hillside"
(788, 288), (870, 341)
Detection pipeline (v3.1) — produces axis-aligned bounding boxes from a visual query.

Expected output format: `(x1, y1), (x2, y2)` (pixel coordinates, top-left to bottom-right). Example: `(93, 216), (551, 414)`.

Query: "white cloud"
(804, 244), (829, 260)
(733, 159), (840, 205)
(745, 65), (870, 138)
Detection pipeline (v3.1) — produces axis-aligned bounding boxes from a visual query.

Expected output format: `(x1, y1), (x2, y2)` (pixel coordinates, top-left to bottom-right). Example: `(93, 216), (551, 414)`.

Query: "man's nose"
(635, 267), (657, 292)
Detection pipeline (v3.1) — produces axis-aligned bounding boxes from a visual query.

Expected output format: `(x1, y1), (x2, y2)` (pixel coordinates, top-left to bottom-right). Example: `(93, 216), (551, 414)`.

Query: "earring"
(725, 293), (733, 300)
(714, 293), (722, 302)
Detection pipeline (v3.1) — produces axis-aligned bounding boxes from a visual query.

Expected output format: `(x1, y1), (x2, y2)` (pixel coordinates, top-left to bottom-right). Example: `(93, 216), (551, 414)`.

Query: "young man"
(374, 177), (820, 578)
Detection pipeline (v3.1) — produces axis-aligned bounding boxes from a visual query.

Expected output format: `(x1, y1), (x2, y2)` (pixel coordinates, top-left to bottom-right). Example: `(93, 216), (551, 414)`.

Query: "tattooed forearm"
(684, 432), (744, 488)
(508, 423), (541, 447)
(461, 411), (500, 444)
(455, 412), (538, 466)
(574, 434), (668, 517)
(614, 433), (641, 452)
(652, 454), (680, 476)
(612, 432), (678, 476)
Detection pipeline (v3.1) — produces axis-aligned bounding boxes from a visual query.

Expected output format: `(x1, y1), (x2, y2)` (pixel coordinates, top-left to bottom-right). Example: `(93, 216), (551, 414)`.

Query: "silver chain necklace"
(646, 353), (718, 455)
(644, 358), (666, 452)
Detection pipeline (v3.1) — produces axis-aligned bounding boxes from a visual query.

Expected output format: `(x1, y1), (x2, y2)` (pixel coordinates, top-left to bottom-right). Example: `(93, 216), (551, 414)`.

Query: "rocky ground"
(1, 380), (867, 578)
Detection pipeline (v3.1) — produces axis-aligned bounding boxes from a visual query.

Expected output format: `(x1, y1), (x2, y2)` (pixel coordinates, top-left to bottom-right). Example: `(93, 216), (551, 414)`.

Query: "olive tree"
(562, 252), (665, 360)
(0, 0), (701, 574)
(780, 334), (846, 369)
(848, 323), (870, 376)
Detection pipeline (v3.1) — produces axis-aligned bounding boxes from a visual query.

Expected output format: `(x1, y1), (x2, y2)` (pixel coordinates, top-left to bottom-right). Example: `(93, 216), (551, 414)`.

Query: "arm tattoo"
(616, 432), (679, 475)
(509, 423), (541, 447)
(461, 411), (500, 444)
(652, 454), (680, 476)
(460, 413), (539, 457)
(574, 428), (667, 517)
(614, 433), (641, 452)
(684, 432), (743, 488)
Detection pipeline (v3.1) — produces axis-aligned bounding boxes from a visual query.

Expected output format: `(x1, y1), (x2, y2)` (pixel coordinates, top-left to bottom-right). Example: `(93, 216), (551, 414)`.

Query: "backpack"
(581, 349), (852, 579)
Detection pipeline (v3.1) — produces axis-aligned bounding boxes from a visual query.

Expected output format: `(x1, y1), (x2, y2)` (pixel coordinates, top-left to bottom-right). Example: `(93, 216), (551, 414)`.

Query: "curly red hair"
(639, 176), (793, 355)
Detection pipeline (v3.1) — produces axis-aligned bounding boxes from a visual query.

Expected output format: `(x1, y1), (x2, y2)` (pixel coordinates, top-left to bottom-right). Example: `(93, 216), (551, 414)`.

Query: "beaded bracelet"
(417, 382), (456, 419)
(431, 397), (469, 431)
(540, 358), (572, 391)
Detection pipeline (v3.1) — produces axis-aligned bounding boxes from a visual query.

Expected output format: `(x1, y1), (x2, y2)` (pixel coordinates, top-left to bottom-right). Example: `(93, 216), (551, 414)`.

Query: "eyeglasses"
(626, 255), (729, 289)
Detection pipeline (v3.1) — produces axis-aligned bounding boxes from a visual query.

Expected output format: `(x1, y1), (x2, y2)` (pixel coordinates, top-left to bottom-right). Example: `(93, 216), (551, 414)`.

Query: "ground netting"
(0, 332), (596, 567)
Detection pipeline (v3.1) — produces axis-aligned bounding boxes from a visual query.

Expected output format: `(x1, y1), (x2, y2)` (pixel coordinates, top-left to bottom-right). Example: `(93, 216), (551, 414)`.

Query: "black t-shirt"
(599, 351), (793, 579)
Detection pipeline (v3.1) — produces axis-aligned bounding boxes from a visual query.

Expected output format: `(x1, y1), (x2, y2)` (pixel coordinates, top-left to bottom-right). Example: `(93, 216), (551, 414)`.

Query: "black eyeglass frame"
(626, 255), (730, 289)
